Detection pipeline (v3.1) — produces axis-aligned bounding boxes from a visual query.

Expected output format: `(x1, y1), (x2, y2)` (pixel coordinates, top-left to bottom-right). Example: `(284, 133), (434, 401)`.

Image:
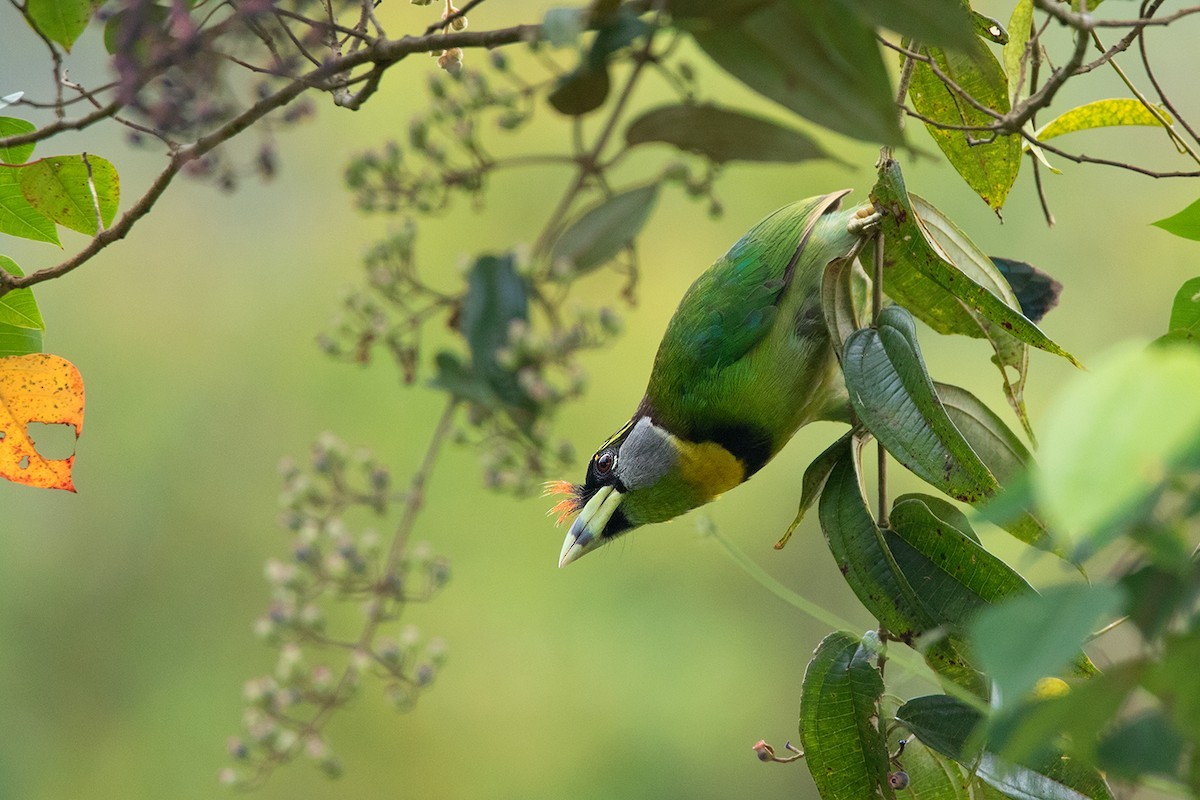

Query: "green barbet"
(549, 190), (874, 567)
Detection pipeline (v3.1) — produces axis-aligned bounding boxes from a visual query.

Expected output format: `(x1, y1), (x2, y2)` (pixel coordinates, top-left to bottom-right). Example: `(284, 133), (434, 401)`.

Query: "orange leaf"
(0, 354), (84, 491)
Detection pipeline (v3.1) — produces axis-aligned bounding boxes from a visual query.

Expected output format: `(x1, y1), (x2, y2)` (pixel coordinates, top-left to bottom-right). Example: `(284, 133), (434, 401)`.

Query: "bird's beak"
(558, 485), (624, 568)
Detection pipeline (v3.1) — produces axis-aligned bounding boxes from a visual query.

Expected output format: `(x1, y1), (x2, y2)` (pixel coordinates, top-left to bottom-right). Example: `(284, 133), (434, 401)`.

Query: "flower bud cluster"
(226, 434), (450, 786)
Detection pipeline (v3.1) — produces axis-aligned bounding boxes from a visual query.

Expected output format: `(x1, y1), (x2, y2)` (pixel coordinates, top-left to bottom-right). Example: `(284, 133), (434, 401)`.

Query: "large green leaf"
(1153, 198), (1200, 241)
(843, 308), (1050, 549)
(0, 256), (45, 330)
(1036, 98), (1172, 141)
(1036, 343), (1200, 551)
(896, 695), (984, 762)
(838, 0), (975, 50)
(671, 0), (901, 145)
(1144, 630), (1200, 744)
(817, 437), (985, 694)
(1165, 276), (1200, 343)
(624, 104), (834, 164)
(1095, 709), (1184, 781)
(548, 185), (658, 280)
(906, 41), (1020, 212)
(870, 160), (1079, 367)
(800, 631), (894, 800)
(0, 117), (36, 165)
(26, 0), (98, 50)
(18, 154), (120, 236)
(970, 583), (1124, 706)
(0, 167), (58, 244)
(934, 382), (1031, 485)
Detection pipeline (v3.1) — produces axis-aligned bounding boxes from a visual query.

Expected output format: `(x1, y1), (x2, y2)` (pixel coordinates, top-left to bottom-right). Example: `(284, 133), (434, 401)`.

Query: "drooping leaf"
(870, 160), (1079, 367)
(970, 584), (1124, 707)
(26, 0), (98, 50)
(0, 117), (36, 165)
(18, 154), (120, 235)
(670, 0), (902, 145)
(800, 631), (895, 800)
(0, 167), (59, 244)
(906, 41), (1020, 211)
(549, 184), (658, 279)
(934, 382), (1032, 487)
(1002, 0), (1033, 103)
(0, 353), (85, 491)
(0, 257), (45, 330)
(624, 104), (835, 164)
(820, 255), (863, 359)
(1036, 98), (1172, 141)
(1036, 343), (1200, 551)
(1153, 198), (1200, 241)
(990, 257), (1062, 324)
(838, 0), (975, 50)
(460, 254), (530, 408)
(886, 494), (1034, 628)
(776, 431), (851, 549)
(844, 307), (1048, 551)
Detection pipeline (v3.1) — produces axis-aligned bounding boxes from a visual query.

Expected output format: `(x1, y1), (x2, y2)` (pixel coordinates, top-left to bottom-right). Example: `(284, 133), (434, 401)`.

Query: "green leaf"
(1036, 343), (1200, 550)
(1144, 630), (1200, 743)
(820, 254), (864, 359)
(18, 154), (120, 236)
(887, 495), (1034, 628)
(26, 0), (98, 50)
(460, 254), (530, 409)
(838, 0), (976, 50)
(1120, 560), (1200, 640)
(1002, 0), (1033, 104)
(934, 383), (1031, 485)
(0, 167), (59, 244)
(970, 584), (1124, 706)
(870, 160), (1079, 367)
(0, 117), (36, 165)
(1152, 198), (1200, 241)
(0, 322), (43, 356)
(1036, 98), (1172, 141)
(844, 308), (1051, 550)
(776, 431), (851, 549)
(800, 631), (894, 800)
(1096, 709), (1185, 780)
(624, 103), (835, 164)
(672, 0), (902, 145)
(974, 753), (1108, 800)
(0, 257), (45, 330)
(1166, 276), (1200, 341)
(549, 185), (658, 279)
(819, 437), (939, 641)
(428, 351), (499, 407)
(972, 11), (1008, 45)
(906, 42), (1020, 212)
(548, 65), (610, 116)
(541, 7), (585, 47)
(896, 695), (985, 762)
(896, 738), (972, 800)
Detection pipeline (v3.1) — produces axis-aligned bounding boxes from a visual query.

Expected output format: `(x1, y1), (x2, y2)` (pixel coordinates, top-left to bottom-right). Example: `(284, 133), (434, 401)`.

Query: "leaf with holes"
(800, 631), (894, 800)
(0, 353), (84, 491)
(18, 155), (119, 236)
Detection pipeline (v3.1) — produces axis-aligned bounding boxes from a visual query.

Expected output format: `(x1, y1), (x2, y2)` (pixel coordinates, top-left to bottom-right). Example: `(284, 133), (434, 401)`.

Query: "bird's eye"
(595, 451), (616, 476)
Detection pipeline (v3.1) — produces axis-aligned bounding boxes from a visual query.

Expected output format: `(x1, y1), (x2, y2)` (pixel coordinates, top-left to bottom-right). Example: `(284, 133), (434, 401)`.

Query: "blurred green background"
(1, 2), (1198, 798)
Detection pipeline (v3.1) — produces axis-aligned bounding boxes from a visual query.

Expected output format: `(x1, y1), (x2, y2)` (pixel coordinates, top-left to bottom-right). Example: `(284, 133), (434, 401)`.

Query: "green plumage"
(645, 191), (862, 468)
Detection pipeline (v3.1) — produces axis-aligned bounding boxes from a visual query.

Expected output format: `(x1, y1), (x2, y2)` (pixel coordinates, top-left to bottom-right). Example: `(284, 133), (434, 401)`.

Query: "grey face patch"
(615, 417), (677, 490)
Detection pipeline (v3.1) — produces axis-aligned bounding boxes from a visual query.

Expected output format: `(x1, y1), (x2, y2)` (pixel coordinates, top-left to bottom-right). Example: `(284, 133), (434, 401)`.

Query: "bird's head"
(548, 415), (744, 567)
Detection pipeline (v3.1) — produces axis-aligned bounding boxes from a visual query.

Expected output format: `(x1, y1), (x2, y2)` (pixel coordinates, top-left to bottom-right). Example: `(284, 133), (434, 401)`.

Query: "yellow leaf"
(0, 354), (84, 491)
(1036, 98), (1172, 141)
